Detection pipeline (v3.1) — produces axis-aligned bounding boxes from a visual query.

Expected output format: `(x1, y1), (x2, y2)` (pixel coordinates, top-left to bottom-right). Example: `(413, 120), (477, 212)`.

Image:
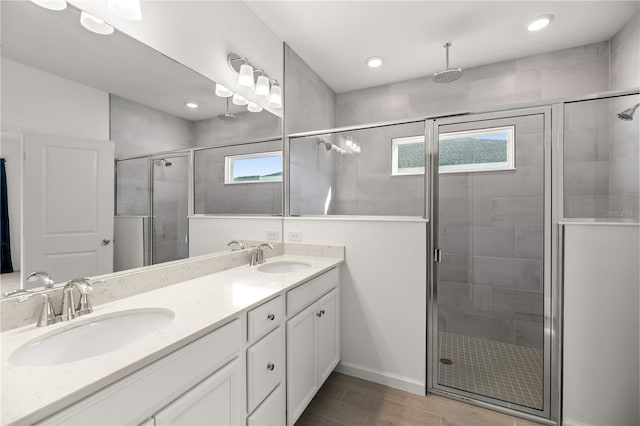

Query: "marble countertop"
(1, 254), (343, 425)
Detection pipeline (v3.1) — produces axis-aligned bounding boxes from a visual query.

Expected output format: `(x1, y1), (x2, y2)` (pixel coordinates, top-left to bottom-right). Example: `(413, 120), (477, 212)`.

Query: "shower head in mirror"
(617, 103), (639, 121)
(157, 159), (172, 167)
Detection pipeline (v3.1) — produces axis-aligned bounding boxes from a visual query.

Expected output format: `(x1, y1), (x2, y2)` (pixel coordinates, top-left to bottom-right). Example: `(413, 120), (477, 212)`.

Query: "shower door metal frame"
(427, 105), (558, 424)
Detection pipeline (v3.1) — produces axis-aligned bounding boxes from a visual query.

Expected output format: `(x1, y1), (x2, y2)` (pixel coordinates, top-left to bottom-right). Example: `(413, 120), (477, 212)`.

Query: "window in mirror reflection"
(225, 151), (283, 184)
(194, 140), (283, 216)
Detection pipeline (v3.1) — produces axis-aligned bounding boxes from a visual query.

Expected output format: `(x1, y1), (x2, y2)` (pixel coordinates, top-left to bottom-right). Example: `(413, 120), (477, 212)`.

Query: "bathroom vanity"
(1, 249), (343, 426)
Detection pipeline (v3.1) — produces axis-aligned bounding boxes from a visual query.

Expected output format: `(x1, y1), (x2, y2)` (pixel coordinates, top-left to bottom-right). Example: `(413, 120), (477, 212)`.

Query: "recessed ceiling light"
(80, 11), (115, 35)
(366, 56), (384, 68)
(527, 14), (554, 32)
(185, 102), (198, 109)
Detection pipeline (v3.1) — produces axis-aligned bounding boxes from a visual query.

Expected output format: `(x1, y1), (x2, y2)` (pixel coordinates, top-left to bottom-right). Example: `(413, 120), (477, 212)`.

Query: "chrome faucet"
(18, 277), (101, 327)
(250, 243), (274, 266)
(227, 240), (246, 251)
(27, 271), (55, 289)
(61, 278), (95, 321)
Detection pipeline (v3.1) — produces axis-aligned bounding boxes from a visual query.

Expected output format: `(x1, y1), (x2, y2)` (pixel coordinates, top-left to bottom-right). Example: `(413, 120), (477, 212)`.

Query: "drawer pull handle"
(267, 362), (275, 371)
(316, 309), (325, 318)
(267, 313), (275, 321)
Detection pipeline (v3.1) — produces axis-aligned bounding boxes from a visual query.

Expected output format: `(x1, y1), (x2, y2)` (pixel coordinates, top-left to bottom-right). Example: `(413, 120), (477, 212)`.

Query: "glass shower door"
(431, 108), (551, 418)
(151, 154), (189, 264)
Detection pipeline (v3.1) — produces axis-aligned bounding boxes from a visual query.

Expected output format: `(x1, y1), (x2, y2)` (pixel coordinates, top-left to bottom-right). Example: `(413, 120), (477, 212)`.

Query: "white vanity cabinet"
(286, 269), (340, 426)
(38, 319), (244, 426)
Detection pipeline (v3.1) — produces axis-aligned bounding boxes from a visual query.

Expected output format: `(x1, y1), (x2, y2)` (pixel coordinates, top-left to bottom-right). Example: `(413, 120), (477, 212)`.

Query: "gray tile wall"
(438, 114), (545, 348)
(111, 95), (195, 158)
(194, 140), (282, 215)
(284, 43), (336, 134)
(194, 110), (281, 147)
(335, 42), (611, 127)
(610, 10), (640, 91)
(564, 93), (639, 221)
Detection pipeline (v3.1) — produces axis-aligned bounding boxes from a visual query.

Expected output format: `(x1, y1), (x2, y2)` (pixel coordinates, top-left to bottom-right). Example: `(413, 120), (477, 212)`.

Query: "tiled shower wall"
(437, 115), (545, 348)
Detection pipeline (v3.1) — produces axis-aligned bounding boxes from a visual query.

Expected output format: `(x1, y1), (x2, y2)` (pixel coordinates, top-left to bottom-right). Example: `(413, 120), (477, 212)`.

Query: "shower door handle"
(101, 239), (111, 246)
(434, 248), (442, 262)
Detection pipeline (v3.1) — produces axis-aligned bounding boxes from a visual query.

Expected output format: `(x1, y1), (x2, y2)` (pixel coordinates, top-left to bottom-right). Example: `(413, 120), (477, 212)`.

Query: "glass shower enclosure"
(115, 153), (190, 271)
(429, 106), (553, 420)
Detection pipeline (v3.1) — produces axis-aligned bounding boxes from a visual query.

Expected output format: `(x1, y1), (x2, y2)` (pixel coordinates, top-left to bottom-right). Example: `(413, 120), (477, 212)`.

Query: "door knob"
(101, 239), (111, 245)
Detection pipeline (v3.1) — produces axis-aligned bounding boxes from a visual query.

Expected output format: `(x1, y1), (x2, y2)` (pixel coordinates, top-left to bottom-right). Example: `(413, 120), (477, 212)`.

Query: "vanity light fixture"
(527, 14), (554, 31)
(30, 0), (67, 11)
(185, 102), (198, 109)
(366, 56), (384, 68)
(254, 74), (270, 99)
(232, 93), (248, 106)
(80, 11), (115, 35)
(267, 81), (282, 108)
(228, 53), (281, 108)
(215, 83), (233, 98)
(108, 0), (142, 21)
(247, 102), (263, 113)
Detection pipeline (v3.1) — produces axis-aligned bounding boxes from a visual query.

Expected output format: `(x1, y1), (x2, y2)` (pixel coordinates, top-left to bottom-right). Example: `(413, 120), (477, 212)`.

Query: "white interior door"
(24, 133), (114, 283)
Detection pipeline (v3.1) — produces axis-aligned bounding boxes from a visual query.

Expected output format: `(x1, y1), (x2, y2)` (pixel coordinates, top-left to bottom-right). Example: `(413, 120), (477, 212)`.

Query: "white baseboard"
(335, 361), (425, 395)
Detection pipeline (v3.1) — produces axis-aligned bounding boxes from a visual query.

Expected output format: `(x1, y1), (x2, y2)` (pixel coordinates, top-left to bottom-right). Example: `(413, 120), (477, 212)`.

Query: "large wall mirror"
(0, 1), (283, 296)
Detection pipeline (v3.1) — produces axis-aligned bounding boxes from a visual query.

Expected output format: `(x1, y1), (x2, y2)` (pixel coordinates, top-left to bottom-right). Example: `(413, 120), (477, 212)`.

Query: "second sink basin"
(258, 261), (311, 274)
(9, 308), (174, 366)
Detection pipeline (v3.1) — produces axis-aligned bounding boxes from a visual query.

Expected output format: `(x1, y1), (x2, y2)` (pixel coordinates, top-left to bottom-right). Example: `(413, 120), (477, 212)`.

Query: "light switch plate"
(288, 231), (302, 242)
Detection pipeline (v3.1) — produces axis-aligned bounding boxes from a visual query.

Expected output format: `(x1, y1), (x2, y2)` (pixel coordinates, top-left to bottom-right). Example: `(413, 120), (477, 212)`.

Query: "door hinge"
(434, 248), (442, 262)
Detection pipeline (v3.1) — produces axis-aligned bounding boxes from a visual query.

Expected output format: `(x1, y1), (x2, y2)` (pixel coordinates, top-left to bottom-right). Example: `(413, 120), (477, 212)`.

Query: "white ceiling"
(246, 1), (640, 93)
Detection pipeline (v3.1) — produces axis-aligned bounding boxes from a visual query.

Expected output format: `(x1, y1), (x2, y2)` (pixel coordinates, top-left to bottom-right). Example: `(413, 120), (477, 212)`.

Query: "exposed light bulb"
(254, 75), (270, 98)
(108, 0), (142, 21)
(247, 102), (263, 113)
(80, 11), (115, 35)
(527, 14), (554, 31)
(30, 0), (67, 11)
(232, 93), (248, 106)
(215, 83), (233, 98)
(267, 83), (282, 108)
(238, 63), (255, 90)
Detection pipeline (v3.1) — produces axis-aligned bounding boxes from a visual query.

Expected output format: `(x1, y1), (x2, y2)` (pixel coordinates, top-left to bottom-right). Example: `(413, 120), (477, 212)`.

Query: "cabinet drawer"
(287, 268), (338, 316)
(247, 327), (283, 413)
(247, 295), (283, 342)
(247, 385), (284, 426)
(39, 319), (242, 426)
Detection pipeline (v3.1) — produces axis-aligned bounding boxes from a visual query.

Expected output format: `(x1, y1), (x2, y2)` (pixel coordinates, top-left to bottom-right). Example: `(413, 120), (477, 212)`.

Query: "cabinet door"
(317, 288), (340, 385)
(286, 303), (318, 426)
(154, 358), (241, 426)
(247, 385), (285, 426)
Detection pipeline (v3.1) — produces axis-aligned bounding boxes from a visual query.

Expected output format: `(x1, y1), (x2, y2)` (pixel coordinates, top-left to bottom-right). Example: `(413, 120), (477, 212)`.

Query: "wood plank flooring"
(295, 373), (545, 426)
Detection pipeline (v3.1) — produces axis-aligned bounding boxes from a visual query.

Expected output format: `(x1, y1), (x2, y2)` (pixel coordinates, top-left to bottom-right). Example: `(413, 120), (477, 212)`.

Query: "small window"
(439, 126), (515, 173)
(391, 136), (425, 176)
(224, 151), (283, 184)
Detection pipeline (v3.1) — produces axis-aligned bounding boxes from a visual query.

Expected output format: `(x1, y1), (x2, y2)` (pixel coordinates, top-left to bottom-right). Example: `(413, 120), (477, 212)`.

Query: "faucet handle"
(18, 293), (58, 327)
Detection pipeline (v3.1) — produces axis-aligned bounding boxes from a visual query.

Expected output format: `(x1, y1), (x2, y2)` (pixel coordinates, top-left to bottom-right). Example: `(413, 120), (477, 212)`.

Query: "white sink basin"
(9, 308), (174, 366)
(258, 261), (312, 274)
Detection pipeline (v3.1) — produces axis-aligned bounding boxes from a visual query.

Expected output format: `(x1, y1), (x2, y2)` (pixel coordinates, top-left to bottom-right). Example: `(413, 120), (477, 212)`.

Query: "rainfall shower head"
(617, 103), (640, 121)
(433, 42), (464, 83)
(218, 97), (237, 120)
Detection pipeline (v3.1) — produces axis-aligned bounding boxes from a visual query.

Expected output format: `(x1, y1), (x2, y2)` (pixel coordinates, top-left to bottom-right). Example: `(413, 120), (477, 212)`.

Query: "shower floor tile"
(438, 331), (544, 410)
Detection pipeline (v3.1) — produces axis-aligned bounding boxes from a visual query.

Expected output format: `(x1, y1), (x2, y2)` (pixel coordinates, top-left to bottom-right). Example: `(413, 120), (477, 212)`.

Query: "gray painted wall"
(610, 10), (640, 91)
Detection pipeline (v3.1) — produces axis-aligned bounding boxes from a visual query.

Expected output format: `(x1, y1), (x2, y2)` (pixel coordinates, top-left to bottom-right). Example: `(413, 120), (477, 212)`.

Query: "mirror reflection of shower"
(315, 136), (361, 154)
(617, 103), (639, 121)
(156, 159), (173, 167)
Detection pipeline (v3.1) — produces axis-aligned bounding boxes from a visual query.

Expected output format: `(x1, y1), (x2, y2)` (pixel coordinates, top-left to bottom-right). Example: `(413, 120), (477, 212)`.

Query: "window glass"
(392, 136), (425, 175)
(439, 126), (514, 173)
(225, 151), (283, 184)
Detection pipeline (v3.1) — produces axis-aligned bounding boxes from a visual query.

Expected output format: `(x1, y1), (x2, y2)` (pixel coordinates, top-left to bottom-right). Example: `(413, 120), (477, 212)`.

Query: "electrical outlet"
(288, 231), (302, 242)
(266, 230), (280, 241)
